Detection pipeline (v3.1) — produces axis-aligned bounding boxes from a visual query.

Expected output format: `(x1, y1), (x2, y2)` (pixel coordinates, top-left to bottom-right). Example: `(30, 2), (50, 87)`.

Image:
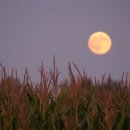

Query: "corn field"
(0, 59), (130, 130)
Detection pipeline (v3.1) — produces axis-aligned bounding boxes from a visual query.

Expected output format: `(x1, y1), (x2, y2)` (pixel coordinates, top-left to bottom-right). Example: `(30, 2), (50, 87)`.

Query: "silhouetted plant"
(0, 61), (130, 130)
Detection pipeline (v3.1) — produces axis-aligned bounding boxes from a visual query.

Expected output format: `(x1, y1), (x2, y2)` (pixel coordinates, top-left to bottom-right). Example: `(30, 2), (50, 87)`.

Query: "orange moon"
(88, 32), (112, 55)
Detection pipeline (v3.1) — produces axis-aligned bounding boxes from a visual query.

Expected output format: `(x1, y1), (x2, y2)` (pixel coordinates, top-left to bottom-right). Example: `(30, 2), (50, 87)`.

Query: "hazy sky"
(0, 0), (130, 82)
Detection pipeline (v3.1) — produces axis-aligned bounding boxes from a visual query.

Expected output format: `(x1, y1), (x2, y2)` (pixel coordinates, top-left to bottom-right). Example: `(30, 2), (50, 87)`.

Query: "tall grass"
(0, 60), (130, 130)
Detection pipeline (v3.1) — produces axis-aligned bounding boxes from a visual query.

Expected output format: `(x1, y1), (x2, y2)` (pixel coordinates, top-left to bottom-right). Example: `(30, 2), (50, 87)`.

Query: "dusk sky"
(0, 0), (130, 82)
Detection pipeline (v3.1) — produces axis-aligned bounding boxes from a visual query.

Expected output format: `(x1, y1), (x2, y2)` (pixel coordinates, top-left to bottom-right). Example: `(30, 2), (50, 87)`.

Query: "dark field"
(0, 61), (130, 130)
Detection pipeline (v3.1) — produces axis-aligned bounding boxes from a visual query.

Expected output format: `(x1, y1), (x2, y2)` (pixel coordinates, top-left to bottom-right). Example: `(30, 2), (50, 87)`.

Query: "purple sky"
(0, 0), (130, 82)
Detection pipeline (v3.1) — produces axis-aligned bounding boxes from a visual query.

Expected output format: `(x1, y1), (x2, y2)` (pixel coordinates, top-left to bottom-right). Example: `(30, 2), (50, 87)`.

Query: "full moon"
(88, 32), (112, 55)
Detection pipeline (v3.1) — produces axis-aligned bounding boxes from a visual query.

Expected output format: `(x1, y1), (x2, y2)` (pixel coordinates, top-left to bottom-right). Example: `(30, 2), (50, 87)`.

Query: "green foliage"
(0, 63), (130, 130)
